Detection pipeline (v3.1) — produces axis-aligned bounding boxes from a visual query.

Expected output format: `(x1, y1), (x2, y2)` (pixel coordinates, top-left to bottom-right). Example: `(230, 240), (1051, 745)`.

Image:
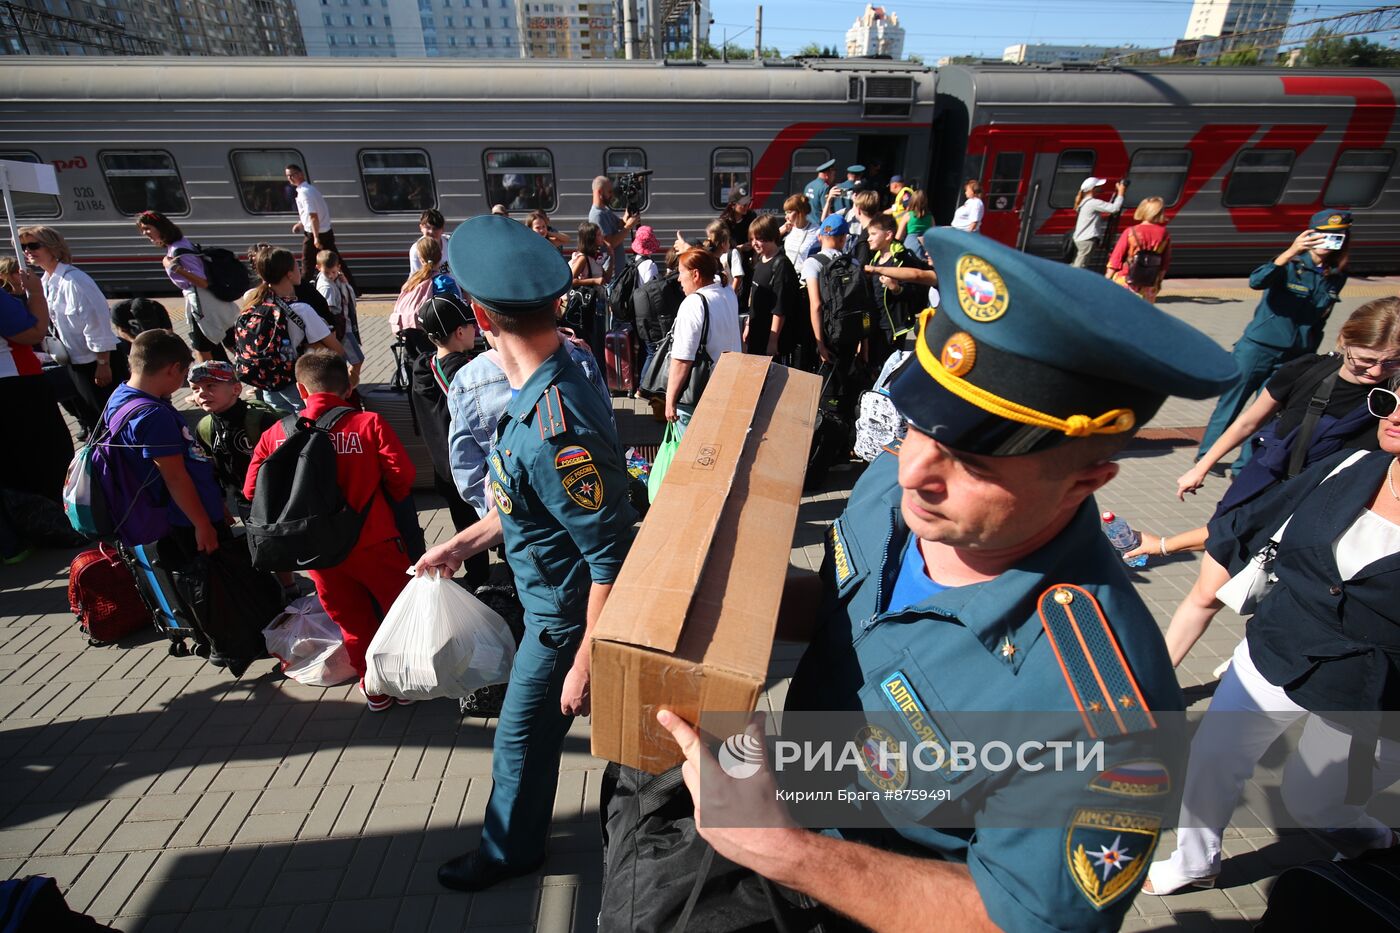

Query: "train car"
(0, 57), (935, 293)
(933, 64), (1400, 275)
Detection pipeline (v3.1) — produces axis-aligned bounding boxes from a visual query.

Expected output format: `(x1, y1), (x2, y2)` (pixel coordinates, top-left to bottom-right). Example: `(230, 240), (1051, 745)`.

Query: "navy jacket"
(1208, 450), (1400, 725)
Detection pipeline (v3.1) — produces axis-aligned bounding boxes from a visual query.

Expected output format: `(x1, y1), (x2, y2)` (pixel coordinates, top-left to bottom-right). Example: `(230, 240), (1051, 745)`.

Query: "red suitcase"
(605, 324), (638, 395)
(68, 544), (151, 646)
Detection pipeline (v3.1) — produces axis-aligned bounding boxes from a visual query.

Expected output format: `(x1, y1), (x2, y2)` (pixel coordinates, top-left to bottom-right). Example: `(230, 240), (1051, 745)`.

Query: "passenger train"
(2, 57), (1398, 292)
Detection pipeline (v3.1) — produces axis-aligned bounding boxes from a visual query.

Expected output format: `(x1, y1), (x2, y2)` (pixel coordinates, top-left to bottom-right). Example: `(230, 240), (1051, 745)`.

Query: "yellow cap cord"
(912, 309), (1136, 438)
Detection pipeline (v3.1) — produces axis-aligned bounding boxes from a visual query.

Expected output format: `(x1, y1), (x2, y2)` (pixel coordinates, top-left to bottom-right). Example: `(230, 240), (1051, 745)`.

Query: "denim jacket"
(447, 337), (611, 516)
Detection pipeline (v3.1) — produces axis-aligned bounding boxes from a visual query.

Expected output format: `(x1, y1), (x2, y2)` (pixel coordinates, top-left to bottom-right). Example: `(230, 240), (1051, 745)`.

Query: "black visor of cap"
(886, 313), (1164, 457)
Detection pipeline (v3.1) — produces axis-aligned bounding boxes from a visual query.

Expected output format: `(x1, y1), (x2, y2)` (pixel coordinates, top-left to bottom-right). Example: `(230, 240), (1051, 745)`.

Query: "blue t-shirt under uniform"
(104, 384), (225, 533)
(885, 533), (948, 614)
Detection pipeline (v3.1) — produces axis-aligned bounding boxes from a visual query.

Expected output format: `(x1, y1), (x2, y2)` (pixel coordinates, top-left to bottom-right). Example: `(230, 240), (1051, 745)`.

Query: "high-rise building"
(292, 0), (519, 57)
(1182, 0), (1295, 61)
(518, 0), (614, 58)
(5, 0), (305, 55)
(654, 0), (708, 57)
(845, 4), (903, 59)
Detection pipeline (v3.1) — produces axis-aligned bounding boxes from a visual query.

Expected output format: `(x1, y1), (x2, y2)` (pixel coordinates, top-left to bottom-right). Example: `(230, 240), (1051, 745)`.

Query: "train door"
(857, 135), (907, 189)
(976, 130), (1036, 247)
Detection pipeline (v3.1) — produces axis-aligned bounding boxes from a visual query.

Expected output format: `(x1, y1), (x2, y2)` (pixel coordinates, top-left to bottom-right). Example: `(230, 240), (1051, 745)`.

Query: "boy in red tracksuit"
(245, 350), (415, 710)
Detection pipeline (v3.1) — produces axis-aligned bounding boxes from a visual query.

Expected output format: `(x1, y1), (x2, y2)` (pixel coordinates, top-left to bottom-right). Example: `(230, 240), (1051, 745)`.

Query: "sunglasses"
(1368, 387), (1399, 420)
(20, 242), (41, 252)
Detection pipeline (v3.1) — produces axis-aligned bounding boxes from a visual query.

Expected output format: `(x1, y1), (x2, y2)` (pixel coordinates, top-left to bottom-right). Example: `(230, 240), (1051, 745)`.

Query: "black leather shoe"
(438, 850), (544, 892)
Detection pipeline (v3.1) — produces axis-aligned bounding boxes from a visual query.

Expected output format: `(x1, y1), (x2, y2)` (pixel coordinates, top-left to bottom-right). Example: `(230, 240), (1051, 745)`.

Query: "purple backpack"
(63, 396), (174, 546)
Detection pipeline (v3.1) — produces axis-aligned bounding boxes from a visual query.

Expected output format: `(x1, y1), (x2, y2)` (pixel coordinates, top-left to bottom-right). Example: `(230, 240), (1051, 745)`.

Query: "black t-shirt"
(870, 244), (930, 338)
(203, 399), (282, 499)
(746, 251), (804, 356)
(1264, 354), (1380, 450)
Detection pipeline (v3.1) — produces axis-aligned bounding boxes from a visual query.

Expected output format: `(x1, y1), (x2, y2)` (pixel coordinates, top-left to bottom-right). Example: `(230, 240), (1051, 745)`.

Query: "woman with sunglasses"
(17, 225), (125, 439)
(1147, 375), (1400, 896)
(1129, 298), (1400, 665)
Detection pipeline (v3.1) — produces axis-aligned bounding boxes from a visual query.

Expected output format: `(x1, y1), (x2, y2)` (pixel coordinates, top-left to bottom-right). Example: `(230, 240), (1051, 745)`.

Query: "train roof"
(936, 63), (1400, 108)
(1, 56), (934, 104)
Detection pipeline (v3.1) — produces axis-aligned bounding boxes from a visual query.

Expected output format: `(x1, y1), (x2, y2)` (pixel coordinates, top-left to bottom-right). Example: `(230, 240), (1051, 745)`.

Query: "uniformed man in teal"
(653, 228), (1238, 931)
(1197, 209), (1352, 472)
(803, 158), (836, 227)
(419, 215), (636, 891)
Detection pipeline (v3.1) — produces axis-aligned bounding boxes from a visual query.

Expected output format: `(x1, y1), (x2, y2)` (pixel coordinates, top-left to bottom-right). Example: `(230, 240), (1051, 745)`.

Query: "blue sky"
(706, 1), (1396, 62)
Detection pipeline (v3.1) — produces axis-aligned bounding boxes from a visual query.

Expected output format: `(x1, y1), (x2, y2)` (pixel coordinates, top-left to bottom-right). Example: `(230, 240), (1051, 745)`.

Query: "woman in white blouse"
(665, 248), (742, 435)
(19, 225), (123, 437)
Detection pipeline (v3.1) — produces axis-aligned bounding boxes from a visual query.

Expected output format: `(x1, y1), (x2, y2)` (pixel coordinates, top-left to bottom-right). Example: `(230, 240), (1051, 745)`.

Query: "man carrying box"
(646, 228), (1238, 932)
(417, 215), (637, 891)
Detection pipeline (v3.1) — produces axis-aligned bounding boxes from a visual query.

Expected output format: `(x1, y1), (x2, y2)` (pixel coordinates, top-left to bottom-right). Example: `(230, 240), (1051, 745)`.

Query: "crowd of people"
(2, 156), (1397, 932)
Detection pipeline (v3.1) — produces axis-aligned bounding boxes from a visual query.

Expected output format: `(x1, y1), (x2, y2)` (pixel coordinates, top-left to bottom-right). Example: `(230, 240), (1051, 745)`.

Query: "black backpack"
(173, 244), (251, 301)
(246, 407), (370, 571)
(633, 272), (684, 345)
(815, 252), (874, 347)
(1124, 228), (1165, 288)
(607, 256), (642, 326)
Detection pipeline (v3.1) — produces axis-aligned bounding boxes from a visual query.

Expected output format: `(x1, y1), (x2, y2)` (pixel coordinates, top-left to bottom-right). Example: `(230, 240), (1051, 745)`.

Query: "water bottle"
(1102, 511), (1148, 568)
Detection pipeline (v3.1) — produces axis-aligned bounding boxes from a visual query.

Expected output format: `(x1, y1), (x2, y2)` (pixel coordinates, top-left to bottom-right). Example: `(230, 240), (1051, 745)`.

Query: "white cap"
(1081, 177), (1107, 192)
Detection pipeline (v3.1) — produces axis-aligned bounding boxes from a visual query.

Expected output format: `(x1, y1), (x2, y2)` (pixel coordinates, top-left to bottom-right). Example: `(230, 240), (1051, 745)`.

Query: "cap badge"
(940, 332), (977, 377)
(1328, 214), (1343, 227)
(956, 255), (1009, 323)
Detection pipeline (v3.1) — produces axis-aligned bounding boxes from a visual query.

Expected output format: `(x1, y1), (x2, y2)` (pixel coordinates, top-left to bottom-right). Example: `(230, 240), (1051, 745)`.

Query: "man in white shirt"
(286, 164), (356, 292)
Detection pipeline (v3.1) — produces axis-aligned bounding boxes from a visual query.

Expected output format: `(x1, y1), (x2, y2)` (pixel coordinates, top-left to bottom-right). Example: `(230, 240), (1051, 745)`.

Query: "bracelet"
(1160, 536), (1169, 557)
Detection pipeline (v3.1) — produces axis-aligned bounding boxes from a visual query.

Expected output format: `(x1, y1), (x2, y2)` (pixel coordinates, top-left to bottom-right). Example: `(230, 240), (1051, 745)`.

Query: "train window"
(1223, 149), (1294, 208)
(1127, 150), (1192, 207)
(1323, 149), (1394, 208)
(711, 148), (752, 210)
(359, 149), (436, 213)
(483, 149), (556, 212)
(986, 152), (1023, 212)
(790, 148), (832, 184)
(1048, 150), (1095, 209)
(98, 151), (188, 216)
(230, 150), (303, 214)
(0, 152), (60, 218)
(605, 148), (648, 212)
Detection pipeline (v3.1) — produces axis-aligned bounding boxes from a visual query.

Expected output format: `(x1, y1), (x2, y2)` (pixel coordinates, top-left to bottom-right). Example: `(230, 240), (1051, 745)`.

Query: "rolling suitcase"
(124, 541), (206, 658)
(604, 323), (638, 395)
(359, 384), (435, 491)
(68, 545), (150, 646)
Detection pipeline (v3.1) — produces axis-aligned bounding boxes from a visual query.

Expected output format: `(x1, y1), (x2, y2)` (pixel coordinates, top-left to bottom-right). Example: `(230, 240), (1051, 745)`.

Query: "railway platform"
(2, 281), (1398, 932)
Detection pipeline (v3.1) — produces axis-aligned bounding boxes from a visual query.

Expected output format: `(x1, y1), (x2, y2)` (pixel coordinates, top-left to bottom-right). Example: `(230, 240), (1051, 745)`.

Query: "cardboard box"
(590, 353), (821, 774)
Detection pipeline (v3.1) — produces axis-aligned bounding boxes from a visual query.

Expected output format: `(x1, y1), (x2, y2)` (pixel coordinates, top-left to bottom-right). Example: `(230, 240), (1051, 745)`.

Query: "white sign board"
(0, 159), (61, 266)
(0, 159), (60, 196)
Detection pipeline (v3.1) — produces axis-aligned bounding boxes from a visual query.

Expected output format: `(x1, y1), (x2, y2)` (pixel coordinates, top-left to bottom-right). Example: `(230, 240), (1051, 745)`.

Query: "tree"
(1300, 27), (1400, 67)
(795, 42), (840, 58)
(1215, 45), (1260, 66)
(906, 53), (924, 65)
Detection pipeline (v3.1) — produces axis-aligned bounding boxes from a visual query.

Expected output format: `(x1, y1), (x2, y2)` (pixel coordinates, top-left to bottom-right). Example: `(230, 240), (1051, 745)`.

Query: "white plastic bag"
(363, 570), (516, 701)
(262, 595), (356, 687)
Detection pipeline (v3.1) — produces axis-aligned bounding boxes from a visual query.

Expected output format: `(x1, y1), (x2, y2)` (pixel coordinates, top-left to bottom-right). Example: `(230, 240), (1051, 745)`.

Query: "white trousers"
(1163, 639), (1400, 878)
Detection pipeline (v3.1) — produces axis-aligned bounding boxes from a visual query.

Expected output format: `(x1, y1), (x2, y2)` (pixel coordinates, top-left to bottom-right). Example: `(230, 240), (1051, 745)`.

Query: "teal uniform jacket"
(785, 455), (1184, 933)
(488, 344), (636, 623)
(803, 177), (831, 227)
(1242, 259), (1347, 353)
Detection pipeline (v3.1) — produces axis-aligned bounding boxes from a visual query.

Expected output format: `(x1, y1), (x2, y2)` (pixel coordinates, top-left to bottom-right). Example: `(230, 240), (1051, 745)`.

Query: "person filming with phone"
(1197, 210), (1353, 475)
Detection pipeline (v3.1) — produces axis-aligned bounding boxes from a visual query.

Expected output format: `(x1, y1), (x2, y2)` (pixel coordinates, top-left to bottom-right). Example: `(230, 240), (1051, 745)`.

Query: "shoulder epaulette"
(535, 385), (568, 439)
(1037, 584), (1155, 738)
